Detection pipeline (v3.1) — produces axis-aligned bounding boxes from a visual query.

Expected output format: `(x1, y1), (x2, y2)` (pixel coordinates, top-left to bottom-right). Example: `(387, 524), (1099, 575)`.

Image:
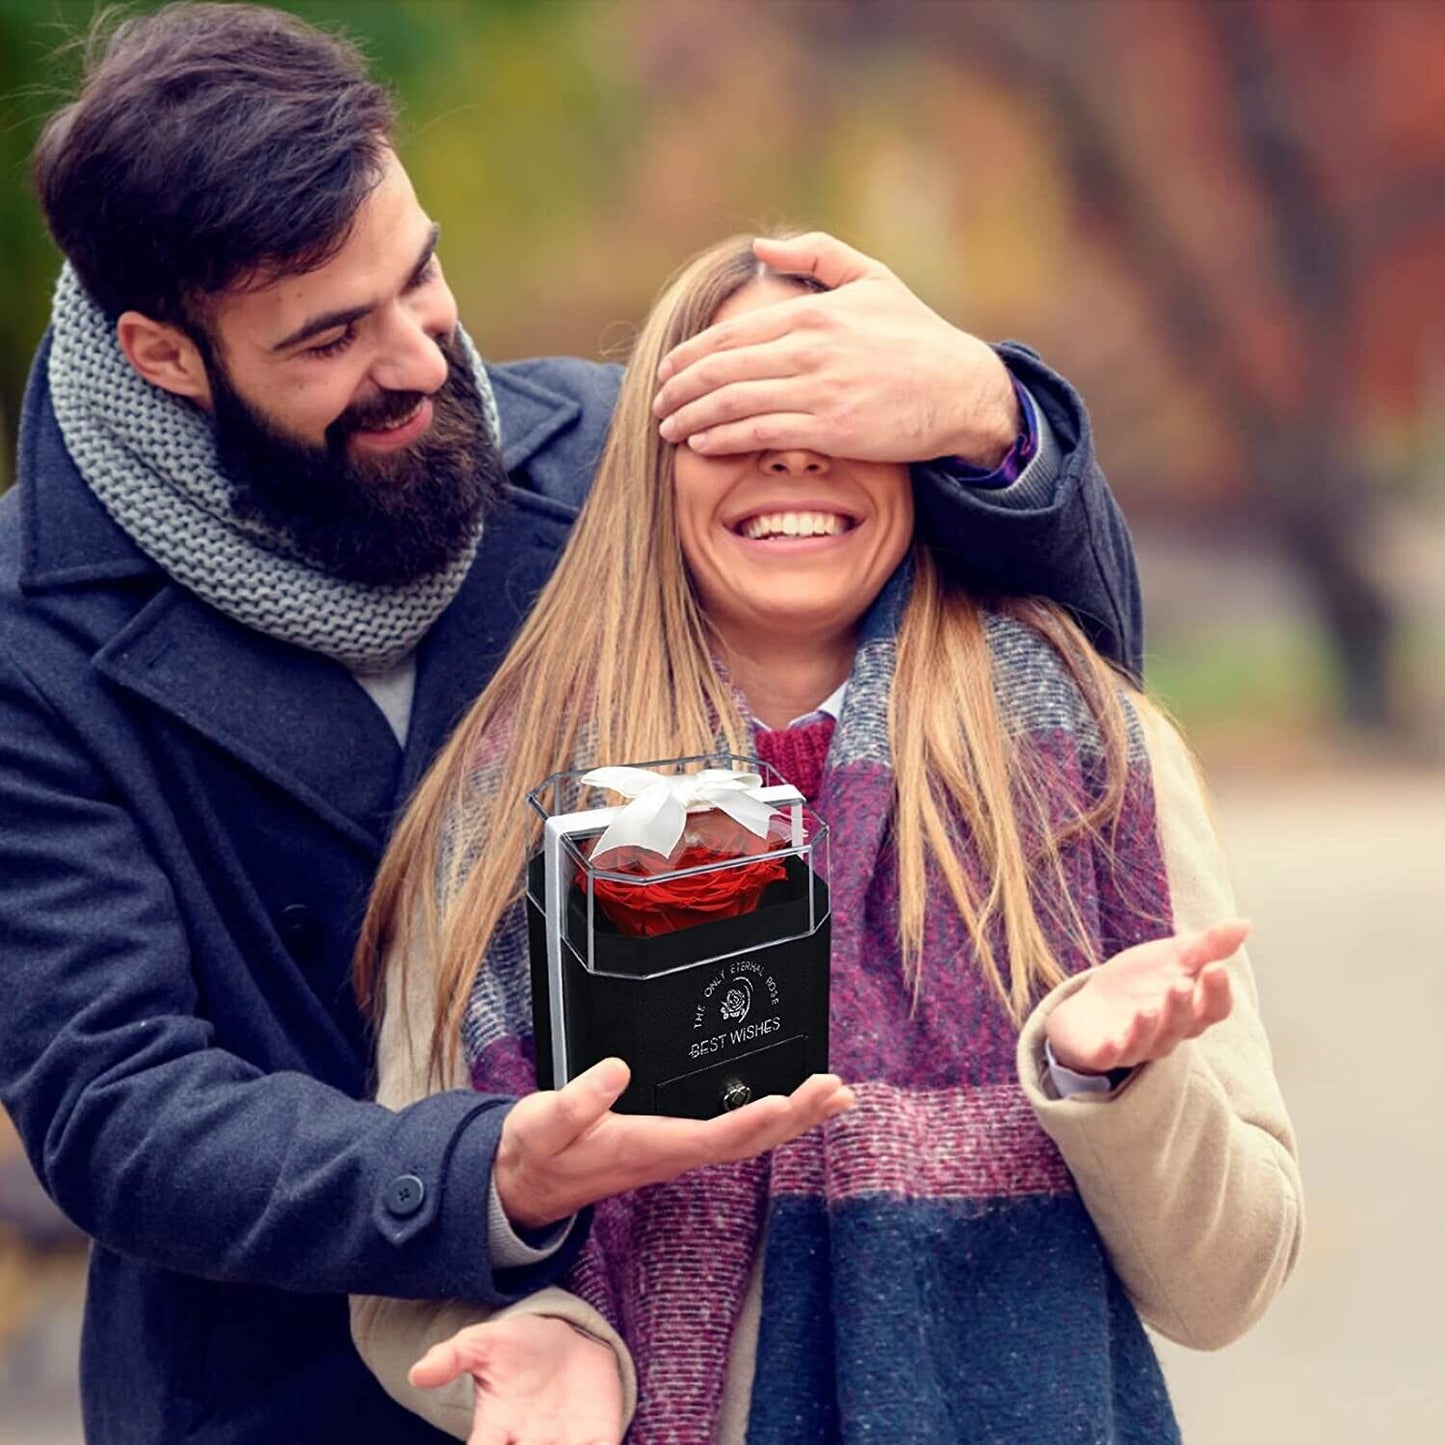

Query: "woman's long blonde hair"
(356, 235), (1137, 1087)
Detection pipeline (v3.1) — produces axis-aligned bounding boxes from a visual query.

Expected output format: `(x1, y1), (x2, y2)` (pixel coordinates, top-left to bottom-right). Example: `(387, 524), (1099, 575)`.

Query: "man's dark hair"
(32, 2), (395, 330)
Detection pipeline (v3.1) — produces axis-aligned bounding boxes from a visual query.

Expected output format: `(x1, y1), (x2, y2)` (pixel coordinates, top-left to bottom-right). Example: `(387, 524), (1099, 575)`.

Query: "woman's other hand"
(1044, 919), (1250, 1077)
(494, 1062), (853, 1230)
(409, 1313), (624, 1445)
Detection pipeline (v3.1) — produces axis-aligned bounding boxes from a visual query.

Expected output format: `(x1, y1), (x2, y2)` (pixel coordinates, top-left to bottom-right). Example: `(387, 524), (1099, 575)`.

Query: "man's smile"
(349, 396), (433, 452)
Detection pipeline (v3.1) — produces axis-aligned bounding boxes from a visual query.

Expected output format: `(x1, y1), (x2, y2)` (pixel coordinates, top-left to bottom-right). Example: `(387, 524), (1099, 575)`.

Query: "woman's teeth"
(738, 511), (850, 540)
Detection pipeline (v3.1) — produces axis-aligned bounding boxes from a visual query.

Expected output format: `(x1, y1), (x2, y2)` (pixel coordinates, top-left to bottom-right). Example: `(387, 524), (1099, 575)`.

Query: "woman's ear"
(116, 311), (214, 410)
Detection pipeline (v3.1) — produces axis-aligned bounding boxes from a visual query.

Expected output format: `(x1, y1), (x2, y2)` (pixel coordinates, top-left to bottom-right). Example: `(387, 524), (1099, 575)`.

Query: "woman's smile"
(731, 505), (856, 542)
(674, 278), (913, 656)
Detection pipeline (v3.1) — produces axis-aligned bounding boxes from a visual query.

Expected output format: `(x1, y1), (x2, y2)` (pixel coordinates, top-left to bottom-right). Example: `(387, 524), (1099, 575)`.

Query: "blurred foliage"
(1, 0), (1442, 740)
(5, 0), (1441, 495)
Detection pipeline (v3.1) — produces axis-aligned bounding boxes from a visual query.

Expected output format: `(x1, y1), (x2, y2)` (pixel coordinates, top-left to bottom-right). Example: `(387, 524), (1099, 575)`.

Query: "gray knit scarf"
(47, 264), (500, 673)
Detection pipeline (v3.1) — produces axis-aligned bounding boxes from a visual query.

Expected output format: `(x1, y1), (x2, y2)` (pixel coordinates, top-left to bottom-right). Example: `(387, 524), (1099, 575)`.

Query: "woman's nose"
(760, 448), (832, 476)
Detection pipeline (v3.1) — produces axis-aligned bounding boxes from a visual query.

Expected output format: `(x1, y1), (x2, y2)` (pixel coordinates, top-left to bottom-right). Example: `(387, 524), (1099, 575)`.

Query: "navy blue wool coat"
(0, 337), (1140, 1443)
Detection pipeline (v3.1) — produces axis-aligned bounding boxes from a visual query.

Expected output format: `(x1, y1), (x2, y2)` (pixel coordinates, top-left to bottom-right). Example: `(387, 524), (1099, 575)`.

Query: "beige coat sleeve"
(1016, 707), (1304, 1350)
(348, 928), (638, 1436)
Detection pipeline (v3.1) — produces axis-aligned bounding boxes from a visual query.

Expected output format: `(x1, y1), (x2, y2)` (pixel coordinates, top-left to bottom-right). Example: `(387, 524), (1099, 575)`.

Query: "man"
(0, 4), (1140, 1442)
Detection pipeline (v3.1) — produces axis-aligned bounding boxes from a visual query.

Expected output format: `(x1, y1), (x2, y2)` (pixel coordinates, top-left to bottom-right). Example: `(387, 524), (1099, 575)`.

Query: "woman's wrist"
(1042, 1011), (1105, 1076)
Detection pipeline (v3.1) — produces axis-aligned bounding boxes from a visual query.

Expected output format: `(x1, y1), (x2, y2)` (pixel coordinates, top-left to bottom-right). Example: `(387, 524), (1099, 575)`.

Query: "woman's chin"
(715, 595), (869, 648)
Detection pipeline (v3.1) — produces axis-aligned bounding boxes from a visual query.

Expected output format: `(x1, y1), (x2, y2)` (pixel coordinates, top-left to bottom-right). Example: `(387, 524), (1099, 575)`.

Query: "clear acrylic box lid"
(526, 752), (830, 980)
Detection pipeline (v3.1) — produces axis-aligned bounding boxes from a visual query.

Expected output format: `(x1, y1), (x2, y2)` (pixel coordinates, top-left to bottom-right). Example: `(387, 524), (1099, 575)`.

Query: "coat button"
(385, 1174), (426, 1218)
(278, 903), (322, 958)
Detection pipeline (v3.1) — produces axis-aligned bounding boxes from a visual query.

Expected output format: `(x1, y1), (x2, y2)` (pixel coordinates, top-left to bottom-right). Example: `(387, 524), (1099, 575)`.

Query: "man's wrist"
(945, 348), (1024, 469)
(492, 1122), (548, 1230)
(938, 378), (1038, 487)
(488, 1174), (574, 1268)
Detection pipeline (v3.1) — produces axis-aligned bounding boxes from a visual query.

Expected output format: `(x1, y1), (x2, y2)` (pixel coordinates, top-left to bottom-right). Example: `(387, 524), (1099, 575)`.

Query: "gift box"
(525, 754), (830, 1119)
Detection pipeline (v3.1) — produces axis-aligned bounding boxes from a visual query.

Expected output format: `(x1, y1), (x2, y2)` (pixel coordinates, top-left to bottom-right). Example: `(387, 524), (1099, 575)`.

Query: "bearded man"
(0, 4), (1141, 1442)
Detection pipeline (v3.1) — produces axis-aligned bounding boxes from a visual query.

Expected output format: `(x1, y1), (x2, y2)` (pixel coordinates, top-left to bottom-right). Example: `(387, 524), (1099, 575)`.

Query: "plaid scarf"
(462, 569), (1182, 1443)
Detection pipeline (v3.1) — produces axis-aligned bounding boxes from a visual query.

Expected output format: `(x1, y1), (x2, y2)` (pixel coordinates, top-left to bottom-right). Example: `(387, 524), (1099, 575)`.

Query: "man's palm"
(495, 1060), (853, 1229)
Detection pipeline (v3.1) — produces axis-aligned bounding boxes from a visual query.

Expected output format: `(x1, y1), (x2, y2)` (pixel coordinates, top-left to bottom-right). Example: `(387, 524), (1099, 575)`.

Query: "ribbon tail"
(695, 769), (764, 791)
(589, 781), (687, 861)
(707, 791), (780, 840)
(581, 766), (669, 797)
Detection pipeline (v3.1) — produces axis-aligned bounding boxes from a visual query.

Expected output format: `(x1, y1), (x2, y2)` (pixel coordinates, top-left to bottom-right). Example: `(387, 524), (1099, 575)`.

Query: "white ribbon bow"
(580, 766), (780, 862)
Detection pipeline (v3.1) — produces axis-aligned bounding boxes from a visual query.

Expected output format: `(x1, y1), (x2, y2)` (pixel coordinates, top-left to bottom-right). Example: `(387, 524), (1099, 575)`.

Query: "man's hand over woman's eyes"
(653, 231), (1021, 468)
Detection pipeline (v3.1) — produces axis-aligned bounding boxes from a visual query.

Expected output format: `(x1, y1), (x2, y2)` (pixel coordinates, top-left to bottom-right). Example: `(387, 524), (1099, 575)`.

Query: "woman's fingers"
(1050, 919), (1249, 1072)
(1123, 957), (1239, 1065)
(1156, 974), (1199, 1040)
(1118, 1006), (1159, 1066)
(410, 1327), (488, 1389)
(1175, 918), (1251, 975)
(414, 1316), (627, 1445)
(1189, 963), (1235, 1032)
(407, 1344), (458, 1390)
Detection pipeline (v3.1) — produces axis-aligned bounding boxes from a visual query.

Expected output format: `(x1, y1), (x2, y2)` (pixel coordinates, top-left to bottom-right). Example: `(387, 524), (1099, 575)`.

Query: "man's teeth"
(368, 403), (421, 432)
(739, 511), (850, 540)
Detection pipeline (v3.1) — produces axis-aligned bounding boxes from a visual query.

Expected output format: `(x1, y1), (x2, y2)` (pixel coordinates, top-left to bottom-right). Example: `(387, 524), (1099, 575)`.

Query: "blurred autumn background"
(1, 1), (1442, 1441)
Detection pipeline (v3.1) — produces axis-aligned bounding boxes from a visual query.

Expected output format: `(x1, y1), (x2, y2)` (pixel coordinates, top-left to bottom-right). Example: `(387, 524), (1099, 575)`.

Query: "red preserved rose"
(580, 808), (787, 937)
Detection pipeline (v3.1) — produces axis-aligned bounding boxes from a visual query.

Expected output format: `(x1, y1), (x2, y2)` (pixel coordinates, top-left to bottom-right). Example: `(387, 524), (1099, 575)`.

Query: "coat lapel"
(23, 330), (594, 850)
(94, 585), (402, 855)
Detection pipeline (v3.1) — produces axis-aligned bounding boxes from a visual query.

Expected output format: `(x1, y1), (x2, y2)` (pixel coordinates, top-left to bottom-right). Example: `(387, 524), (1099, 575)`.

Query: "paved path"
(1158, 770), (1445, 1442)
(2, 771), (1442, 1441)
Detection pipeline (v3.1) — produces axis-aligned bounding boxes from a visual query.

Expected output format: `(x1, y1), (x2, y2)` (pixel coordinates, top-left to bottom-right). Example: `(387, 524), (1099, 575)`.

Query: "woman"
(351, 237), (1302, 1444)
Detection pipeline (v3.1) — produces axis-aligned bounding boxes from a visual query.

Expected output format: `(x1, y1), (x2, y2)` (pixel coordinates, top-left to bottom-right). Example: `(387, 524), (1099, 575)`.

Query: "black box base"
(527, 851), (829, 1119)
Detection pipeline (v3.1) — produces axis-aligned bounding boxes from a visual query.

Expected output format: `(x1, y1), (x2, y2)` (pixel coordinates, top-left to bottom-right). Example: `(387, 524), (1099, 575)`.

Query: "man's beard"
(208, 329), (504, 587)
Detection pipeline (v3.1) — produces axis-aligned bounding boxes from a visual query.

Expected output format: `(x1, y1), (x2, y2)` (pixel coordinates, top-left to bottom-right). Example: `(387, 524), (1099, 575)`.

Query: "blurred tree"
(810, 0), (1445, 734)
(3, 0), (1441, 741)
(0, 0), (578, 490)
(0, 0), (68, 487)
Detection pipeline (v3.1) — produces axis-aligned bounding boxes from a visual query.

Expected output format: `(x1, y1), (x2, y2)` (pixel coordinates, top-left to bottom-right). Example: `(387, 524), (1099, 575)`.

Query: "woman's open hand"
(409, 1313), (624, 1445)
(1044, 919), (1249, 1077)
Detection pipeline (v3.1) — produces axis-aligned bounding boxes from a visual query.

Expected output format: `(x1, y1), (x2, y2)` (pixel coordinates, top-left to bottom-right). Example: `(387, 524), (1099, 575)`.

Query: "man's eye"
(306, 326), (356, 359)
(406, 257), (440, 293)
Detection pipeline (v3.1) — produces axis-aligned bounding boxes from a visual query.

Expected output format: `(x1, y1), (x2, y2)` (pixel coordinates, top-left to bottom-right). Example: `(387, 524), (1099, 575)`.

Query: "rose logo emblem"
(719, 980), (752, 1023)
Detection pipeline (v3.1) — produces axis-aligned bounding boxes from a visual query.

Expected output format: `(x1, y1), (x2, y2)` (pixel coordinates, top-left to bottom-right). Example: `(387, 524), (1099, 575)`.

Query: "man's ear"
(116, 311), (214, 410)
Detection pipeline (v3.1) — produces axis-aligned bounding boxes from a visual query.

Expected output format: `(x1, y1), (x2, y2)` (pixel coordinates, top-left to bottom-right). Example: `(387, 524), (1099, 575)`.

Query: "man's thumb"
(753, 231), (880, 289)
(518, 1057), (631, 1153)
